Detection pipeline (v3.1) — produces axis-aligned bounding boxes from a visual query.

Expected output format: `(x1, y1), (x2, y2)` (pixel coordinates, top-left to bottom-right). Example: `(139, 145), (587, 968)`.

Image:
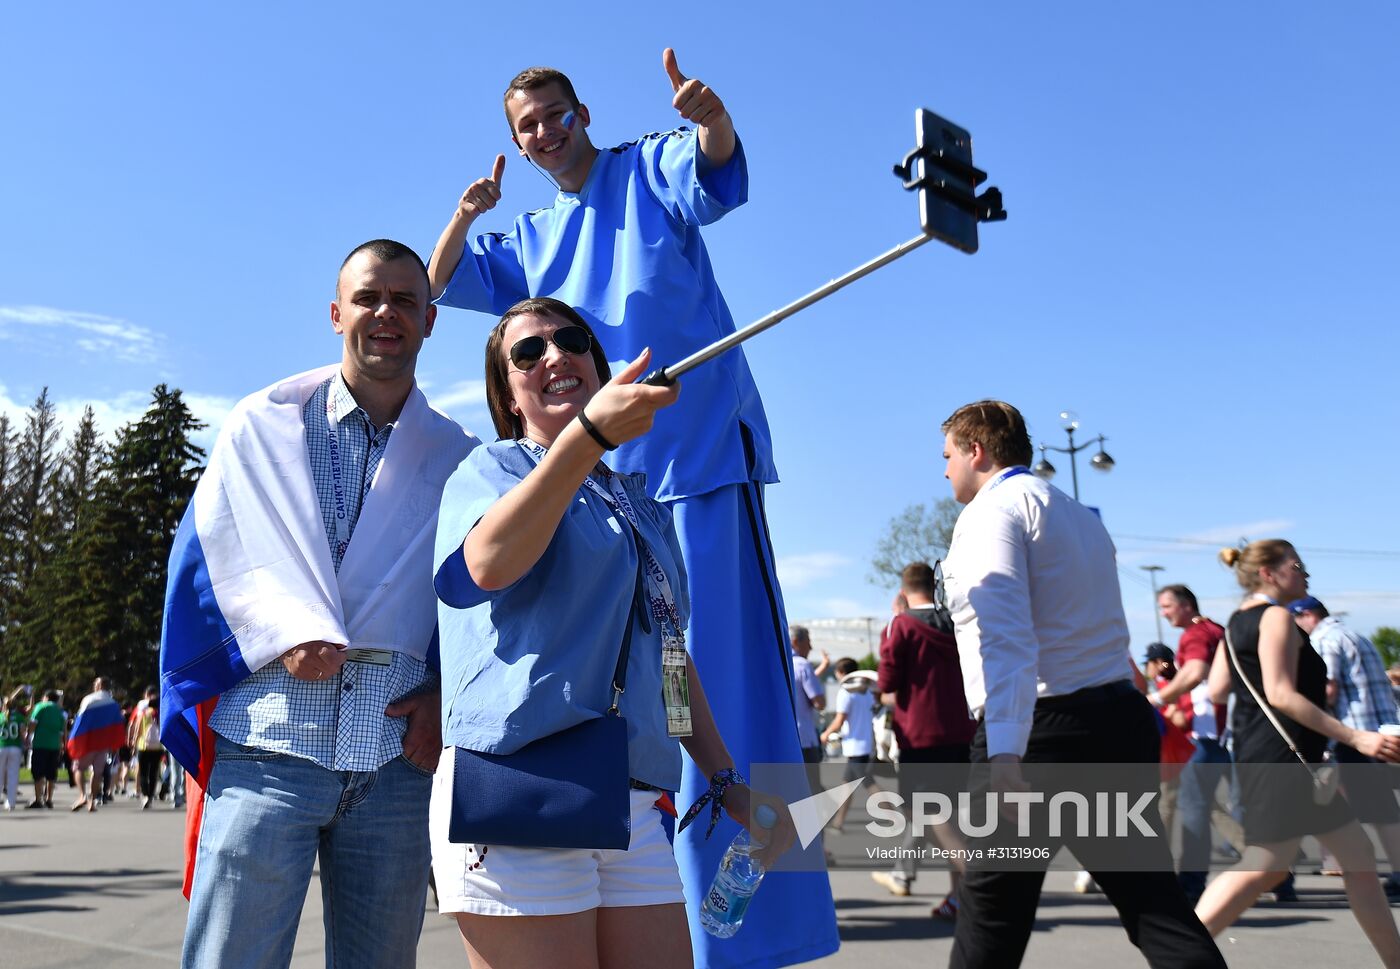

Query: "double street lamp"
(1031, 410), (1115, 502)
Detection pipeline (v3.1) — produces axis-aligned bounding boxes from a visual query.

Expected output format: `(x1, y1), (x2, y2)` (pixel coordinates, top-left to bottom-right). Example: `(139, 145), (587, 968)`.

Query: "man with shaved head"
(163, 240), (477, 968)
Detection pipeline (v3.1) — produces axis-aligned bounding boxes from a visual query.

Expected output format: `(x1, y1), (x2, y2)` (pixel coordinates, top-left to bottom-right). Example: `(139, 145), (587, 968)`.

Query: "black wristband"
(577, 410), (617, 451)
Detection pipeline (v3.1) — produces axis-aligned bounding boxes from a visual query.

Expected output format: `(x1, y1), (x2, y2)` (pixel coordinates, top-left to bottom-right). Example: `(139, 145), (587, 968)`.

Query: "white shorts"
(429, 746), (686, 917)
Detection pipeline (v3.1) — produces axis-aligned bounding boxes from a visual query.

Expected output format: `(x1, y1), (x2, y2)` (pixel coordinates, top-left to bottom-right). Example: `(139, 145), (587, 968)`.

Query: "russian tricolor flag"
(159, 367), (475, 784)
(67, 695), (126, 759)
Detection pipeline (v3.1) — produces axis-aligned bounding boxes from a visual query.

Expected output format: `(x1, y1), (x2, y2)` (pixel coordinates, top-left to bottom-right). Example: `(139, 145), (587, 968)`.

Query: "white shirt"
(836, 685), (876, 757)
(943, 469), (1131, 757)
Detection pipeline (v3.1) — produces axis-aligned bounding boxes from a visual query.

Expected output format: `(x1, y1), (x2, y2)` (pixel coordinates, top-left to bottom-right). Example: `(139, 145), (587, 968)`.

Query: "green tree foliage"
(54, 406), (104, 535)
(0, 393), (63, 663)
(71, 385), (205, 694)
(4, 408), (110, 695)
(1, 387), (204, 699)
(0, 413), (20, 645)
(868, 498), (960, 588)
(1372, 627), (1400, 669)
(12, 389), (62, 587)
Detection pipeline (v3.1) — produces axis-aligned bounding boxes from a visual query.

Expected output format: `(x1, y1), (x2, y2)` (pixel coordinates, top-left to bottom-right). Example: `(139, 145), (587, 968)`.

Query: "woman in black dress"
(1194, 540), (1400, 964)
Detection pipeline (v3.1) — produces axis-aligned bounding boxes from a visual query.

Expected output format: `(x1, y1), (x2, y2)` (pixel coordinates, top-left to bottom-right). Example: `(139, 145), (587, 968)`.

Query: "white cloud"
(0, 385), (235, 456)
(1113, 519), (1300, 565)
(1183, 519), (1296, 544)
(775, 551), (851, 590)
(429, 380), (489, 414)
(183, 393), (238, 452)
(810, 597), (877, 618)
(0, 305), (163, 364)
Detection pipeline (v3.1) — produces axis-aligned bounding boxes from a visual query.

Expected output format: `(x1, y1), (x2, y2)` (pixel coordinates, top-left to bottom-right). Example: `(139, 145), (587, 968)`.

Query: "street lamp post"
(1141, 565), (1165, 642)
(1031, 410), (1115, 502)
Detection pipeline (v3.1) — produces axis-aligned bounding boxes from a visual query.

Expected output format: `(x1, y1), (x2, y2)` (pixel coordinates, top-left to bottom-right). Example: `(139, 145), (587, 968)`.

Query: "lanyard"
(517, 439), (685, 643)
(987, 465), (1030, 491)
(325, 392), (355, 563)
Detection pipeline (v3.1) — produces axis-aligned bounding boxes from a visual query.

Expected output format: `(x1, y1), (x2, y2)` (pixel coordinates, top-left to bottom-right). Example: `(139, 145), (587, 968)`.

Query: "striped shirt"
(210, 372), (436, 771)
(1311, 617), (1398, 733)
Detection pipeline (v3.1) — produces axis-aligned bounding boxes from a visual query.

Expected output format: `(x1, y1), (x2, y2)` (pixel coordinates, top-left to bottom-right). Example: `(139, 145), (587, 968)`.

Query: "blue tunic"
(434, 440), (687, 791)
(438, 128), (839, 968)
(438, 128), (776, 502)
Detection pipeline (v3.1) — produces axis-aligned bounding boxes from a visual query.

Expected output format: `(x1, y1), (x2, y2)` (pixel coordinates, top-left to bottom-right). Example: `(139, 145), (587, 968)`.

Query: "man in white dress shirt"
(938, 400), (1223, 969)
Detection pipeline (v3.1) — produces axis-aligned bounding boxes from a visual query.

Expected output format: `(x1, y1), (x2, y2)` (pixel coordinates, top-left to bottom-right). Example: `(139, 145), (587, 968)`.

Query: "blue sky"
(5, 2), (1399, 658)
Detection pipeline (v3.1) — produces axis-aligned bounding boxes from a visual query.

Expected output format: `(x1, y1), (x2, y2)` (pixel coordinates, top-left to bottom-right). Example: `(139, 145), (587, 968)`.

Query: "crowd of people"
(0, 680), (184, 814)
(812, 416), (1400, 967)
(4, 51), (1397, 969)
(152, 52), (832, 969)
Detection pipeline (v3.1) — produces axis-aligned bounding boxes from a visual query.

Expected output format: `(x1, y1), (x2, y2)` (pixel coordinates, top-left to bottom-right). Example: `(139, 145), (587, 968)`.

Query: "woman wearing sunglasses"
(428, 297), (793, 969)
(1193, 539), (1400, 964)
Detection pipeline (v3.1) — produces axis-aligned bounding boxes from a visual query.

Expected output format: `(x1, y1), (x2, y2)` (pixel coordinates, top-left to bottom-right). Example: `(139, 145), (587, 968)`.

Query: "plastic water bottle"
(699, 803), (779, 938)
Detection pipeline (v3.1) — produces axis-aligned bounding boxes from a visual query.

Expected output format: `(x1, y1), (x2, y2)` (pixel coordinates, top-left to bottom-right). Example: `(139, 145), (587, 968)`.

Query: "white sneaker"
(1073, 871), (1099, 894)
(871, 871), (912, 897)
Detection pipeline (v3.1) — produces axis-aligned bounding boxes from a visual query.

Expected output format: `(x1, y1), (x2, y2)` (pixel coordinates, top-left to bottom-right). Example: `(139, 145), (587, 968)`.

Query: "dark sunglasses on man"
(510, 325), (593, 372)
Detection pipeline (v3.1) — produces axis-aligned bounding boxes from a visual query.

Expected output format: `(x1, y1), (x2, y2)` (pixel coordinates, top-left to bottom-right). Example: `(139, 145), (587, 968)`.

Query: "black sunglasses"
(509, 325), (592, 371)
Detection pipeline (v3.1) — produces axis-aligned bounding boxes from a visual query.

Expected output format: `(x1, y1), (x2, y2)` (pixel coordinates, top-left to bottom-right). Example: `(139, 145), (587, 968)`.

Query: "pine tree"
(67, 385), (205, 694)
(0, 393), (62, 667)
(12, 389), (63, 586)
(54, 406), (104, 535)
(2, 409), (109, 694)
(0, 414), (19, 646)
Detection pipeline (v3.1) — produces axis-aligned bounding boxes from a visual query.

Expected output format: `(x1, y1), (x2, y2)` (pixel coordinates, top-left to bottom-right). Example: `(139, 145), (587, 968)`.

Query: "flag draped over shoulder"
(158, 364), (477, 785)
(66, 694), (125, 759)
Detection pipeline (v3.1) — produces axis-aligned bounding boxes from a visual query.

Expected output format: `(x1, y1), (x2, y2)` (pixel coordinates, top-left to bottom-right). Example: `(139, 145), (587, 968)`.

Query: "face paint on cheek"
(561, 110), (576, 130)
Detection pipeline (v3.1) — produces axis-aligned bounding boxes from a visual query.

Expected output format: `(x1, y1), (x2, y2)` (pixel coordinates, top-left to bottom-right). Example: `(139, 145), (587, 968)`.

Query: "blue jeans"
(1177, 737), (1237, 894)
(168, 756), (186, 807)
(182, 736), (433, 969)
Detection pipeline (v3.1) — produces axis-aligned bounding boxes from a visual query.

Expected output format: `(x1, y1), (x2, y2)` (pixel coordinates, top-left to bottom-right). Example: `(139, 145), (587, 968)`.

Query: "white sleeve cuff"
(984, 719), (1032, 759)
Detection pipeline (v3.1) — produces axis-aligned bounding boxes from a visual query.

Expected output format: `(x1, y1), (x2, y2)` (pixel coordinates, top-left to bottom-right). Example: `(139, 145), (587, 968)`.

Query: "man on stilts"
(428, 49), (839, 967)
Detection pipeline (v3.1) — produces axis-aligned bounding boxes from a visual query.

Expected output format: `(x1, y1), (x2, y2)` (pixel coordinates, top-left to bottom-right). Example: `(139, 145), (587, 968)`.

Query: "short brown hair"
(1219, 540), (1295, 593)
(1159, 584), (1199, 613)
(901, 562), (936, 598)
(941, 400), (1033, 468)
(484, 298), (612, 441)
(503, 67), (580, 128)
(337, 239), (428, 300)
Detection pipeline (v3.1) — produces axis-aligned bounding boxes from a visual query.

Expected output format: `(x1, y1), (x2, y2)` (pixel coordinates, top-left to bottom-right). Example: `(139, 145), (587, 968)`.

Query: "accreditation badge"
(662, 636), (692, 737)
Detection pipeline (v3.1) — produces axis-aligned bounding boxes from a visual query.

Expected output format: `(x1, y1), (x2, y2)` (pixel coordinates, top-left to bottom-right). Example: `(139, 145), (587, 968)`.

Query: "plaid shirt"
(1312, 617), (1398, 733)
(210, 372), (436, 771)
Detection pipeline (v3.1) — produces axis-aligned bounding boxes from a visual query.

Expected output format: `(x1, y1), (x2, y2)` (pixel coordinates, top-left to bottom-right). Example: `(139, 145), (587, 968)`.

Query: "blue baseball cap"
(1288, 596), (1325, 615)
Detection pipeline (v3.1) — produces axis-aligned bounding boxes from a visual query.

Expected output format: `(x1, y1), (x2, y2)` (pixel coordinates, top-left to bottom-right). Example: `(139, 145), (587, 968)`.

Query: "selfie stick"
(642, 108), (1007, 387)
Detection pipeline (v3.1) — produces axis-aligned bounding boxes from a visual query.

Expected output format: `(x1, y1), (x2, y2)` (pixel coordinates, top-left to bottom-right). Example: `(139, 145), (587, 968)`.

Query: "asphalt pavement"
(1, 792), (1391, 968)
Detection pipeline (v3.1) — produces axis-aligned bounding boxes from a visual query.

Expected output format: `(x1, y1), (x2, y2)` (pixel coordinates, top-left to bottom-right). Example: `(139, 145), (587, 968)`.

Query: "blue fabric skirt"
(671, 481), (840, 968)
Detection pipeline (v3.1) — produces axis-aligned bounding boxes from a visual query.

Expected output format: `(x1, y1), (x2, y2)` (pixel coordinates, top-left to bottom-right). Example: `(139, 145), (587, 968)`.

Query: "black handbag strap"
(608, 523), (651, 715)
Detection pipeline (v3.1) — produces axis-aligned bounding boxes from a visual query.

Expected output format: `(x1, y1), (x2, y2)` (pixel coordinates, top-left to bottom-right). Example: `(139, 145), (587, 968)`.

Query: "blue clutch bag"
(449, 712), (631, 850)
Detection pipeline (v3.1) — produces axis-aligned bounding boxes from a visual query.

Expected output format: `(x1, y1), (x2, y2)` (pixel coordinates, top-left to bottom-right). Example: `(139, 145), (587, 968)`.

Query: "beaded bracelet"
(678, 767), (747, 838)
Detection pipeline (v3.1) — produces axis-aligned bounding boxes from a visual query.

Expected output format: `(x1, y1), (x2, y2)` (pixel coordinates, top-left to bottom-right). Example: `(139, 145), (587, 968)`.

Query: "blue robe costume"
(438, 128), (839, 968)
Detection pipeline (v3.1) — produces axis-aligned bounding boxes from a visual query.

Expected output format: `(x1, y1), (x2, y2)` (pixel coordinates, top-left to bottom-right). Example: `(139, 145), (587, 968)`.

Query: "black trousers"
(950, 683), (1225, 969)
(137, 750), (164, 799)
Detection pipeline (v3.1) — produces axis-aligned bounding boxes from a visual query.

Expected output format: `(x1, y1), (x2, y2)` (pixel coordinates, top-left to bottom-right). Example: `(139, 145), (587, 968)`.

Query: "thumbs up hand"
(663, 48), (727, 128)
(456, 154), (506, 221)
